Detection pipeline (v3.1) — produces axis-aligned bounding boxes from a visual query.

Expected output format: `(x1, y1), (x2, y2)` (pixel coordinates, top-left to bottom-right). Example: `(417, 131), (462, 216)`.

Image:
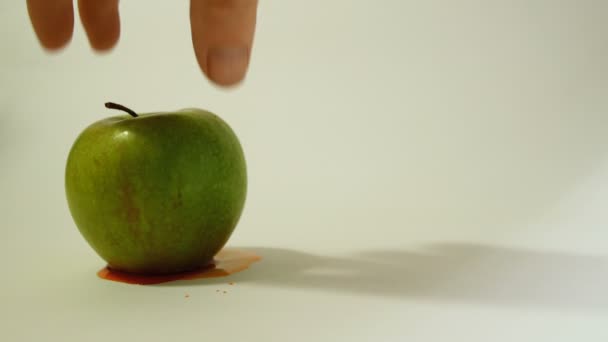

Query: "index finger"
(190, 0), (258, 87)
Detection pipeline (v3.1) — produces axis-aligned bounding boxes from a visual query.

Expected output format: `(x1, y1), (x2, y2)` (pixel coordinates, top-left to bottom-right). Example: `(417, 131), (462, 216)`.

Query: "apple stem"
(105, 102), (138, 118)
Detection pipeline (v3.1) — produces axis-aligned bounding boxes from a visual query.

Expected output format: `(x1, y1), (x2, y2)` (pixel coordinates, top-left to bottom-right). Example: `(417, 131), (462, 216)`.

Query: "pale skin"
(26, 0), (258, 87)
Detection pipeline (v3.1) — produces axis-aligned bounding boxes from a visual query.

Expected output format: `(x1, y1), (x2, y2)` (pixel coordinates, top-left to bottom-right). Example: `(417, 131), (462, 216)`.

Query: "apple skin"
(65, 108), (247, 275)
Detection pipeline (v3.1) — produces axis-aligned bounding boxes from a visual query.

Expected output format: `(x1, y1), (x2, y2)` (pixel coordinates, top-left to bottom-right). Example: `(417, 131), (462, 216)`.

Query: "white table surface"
(1, 1), (608, 341)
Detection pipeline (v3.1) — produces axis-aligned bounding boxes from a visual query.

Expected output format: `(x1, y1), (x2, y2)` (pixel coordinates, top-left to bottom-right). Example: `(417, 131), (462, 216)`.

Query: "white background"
(1, 1), (608, 341)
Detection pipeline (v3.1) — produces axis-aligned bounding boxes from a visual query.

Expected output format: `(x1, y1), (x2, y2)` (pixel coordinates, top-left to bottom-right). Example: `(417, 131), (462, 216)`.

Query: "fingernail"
(207, 46), (250, 86)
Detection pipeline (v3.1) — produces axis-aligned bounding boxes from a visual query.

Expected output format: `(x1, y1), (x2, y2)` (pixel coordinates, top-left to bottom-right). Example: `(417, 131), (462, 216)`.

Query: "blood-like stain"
(97, 248), (261, 285)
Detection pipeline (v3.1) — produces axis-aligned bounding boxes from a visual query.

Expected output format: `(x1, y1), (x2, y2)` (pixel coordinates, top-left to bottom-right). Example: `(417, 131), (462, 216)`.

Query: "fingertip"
(27, 0), (74, 52)
(38, 35), (73, 52)
(190, 0), (257, 87)
(206, 46), (250, 86)
(78, 0), (121, 53)
(87, 22), (120, 52)
(89, 32), (120, 52)
(193, 43), (251, 88)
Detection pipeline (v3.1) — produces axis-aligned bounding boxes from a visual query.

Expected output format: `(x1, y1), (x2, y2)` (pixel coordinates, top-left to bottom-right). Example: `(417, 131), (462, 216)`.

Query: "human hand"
(26, 0), (258, 87)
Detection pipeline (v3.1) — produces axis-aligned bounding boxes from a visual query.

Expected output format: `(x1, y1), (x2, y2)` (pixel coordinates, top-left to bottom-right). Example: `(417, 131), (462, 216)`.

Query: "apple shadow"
(162, 243), (608, 313)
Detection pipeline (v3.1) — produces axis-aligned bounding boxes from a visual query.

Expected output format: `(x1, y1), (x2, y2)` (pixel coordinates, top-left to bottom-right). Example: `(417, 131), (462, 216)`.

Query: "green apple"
(65, 103), (247, 275)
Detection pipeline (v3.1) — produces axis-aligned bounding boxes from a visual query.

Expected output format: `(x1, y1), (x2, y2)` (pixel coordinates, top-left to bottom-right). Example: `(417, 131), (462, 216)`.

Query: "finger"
(190, 0), (258, 86)
(78, 0), (120, 51)
(26, 0), (74, 50)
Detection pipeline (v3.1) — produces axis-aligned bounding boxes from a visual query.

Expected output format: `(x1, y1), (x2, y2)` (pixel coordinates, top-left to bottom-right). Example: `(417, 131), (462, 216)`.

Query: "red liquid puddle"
(97, 248), (261, 285)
